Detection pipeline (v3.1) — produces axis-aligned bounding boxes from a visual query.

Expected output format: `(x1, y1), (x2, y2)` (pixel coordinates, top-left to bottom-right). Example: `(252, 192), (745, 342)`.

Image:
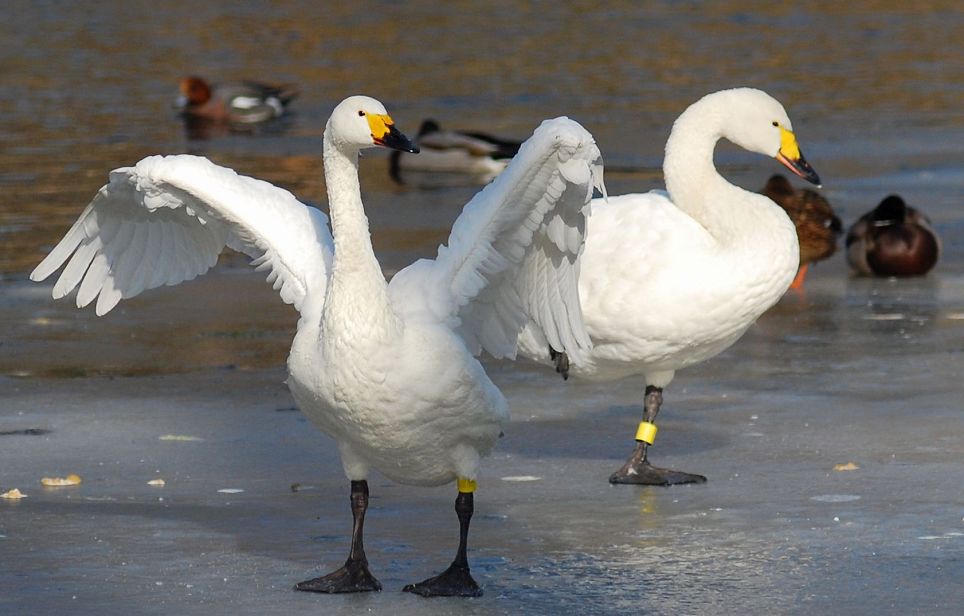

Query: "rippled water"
(3, 2), (961, 255)
(2, 2), (961, 379)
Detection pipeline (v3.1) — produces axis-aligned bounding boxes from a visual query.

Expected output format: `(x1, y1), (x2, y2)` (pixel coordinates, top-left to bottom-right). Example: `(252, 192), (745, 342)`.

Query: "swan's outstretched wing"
(397, 117), (604, 364)
(31, 154), (333, 316)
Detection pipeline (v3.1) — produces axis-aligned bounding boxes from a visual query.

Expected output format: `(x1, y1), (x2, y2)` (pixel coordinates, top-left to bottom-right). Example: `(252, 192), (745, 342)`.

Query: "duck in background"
(846, 195), (940, 277)
(761, 174), (842, 289)
(175, 76), (298, 137)
(389, 119), (522, 184)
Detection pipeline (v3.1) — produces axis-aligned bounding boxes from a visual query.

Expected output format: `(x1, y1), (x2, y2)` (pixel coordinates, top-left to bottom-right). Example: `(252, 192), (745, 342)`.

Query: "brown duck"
(761, 174), (842, 288)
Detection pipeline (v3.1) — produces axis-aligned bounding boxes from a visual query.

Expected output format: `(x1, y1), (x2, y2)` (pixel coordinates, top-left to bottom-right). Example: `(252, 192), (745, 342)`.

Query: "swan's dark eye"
(772, 121), (779, 127)
(358, 110), (366, 117)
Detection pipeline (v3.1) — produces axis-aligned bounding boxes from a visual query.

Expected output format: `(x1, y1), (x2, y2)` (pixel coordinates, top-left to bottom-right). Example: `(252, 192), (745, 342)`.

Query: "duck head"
(871, 195), (908, 226)
(176, 76), (213, 109)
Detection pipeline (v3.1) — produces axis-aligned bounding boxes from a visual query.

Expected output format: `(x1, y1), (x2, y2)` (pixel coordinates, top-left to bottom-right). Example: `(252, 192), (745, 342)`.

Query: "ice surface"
(3, 271), (964, 615)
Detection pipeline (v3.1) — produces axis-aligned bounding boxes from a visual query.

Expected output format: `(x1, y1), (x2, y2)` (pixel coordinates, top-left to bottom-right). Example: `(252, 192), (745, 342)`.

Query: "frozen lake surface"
(3, 268), (964, 614)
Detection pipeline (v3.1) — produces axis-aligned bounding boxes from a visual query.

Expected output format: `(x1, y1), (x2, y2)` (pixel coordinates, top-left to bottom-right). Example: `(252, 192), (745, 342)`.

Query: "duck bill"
(368, 114), (419, 153)
(776, 127), (820, 186)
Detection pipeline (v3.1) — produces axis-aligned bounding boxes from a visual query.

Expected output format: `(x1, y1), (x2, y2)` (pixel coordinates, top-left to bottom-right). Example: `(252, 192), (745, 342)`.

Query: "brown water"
(1, 1), (963, 376)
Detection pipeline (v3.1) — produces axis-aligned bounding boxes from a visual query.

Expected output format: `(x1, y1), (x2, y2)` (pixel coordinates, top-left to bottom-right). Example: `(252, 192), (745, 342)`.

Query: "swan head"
(715, 88), (821, 186)
(327, 95), (419, 154)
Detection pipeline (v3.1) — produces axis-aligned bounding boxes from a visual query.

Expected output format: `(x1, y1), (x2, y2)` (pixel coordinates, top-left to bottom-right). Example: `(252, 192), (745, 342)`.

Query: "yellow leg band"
(635, 421), (657, 445)
(457, 478), (477, 493)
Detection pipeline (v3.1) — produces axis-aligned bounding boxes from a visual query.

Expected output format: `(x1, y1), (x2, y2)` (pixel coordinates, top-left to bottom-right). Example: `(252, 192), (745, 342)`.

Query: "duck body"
(761, 174), (841, 288)
(176, 76), (298, 123)
(846, 195), (940, 277)
(390, 119), (522, 183)
(519, 88), (820, 486)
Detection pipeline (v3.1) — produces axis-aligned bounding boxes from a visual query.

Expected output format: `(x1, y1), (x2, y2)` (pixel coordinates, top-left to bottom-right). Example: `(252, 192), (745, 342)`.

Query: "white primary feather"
(31, 154), (334, 316)
(391, 117), (604, 365)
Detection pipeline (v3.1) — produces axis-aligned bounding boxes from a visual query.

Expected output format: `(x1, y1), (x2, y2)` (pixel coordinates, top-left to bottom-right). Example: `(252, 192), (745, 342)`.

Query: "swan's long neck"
(321, 131), (398, 338)
(663, 98), (767, 245)
(662, 95), (799, 292)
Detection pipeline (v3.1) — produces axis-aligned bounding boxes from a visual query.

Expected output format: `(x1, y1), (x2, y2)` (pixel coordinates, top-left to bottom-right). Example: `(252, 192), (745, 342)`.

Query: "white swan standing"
(31, 96), (604, 596)
(519, 88), (820, 485)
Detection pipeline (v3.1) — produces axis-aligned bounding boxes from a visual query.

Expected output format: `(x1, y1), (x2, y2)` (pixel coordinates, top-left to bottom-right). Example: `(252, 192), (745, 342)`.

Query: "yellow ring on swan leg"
(457, 478), (477, 493)
(635, 421), (658, 445)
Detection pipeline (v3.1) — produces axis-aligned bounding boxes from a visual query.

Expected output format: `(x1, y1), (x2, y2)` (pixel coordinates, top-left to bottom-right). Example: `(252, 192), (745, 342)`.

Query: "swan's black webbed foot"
(294, 558), (382, 593)
(295, 480), (382, 593)
(403, 562), (482, 597)
(608, 442), (707, 485)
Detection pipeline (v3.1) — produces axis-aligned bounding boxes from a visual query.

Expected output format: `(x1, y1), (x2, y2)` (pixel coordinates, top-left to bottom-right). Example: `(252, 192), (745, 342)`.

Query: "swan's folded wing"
(30, 154), (333, 316)
(431, 117), (605, 364)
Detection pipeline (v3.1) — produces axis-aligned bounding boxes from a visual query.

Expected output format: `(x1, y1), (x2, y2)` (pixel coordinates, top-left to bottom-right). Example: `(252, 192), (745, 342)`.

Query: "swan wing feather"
(419, 117), (603, 364)
(31, 154), (333, 316)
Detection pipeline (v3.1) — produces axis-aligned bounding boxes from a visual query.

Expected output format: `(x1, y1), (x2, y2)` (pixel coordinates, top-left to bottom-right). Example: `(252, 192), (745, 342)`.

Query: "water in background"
(1, 1), (962, 375)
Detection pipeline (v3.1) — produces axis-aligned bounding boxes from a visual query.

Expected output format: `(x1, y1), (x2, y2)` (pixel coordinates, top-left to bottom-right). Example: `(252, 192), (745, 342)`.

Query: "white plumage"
(31, 95), (602, 595)
(519, 88), (821, 485)
(33, 157), (331, 316)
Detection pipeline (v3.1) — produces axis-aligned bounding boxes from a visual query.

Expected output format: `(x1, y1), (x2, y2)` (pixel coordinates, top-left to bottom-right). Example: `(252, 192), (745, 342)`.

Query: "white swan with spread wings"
(31, 95), (604, 597)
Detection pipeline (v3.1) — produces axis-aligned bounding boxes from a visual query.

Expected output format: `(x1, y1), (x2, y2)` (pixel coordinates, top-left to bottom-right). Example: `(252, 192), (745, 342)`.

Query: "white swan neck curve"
(663, 93), (787, 247)
(664, 99), (721, 213)
(660, 91), (799, 289)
